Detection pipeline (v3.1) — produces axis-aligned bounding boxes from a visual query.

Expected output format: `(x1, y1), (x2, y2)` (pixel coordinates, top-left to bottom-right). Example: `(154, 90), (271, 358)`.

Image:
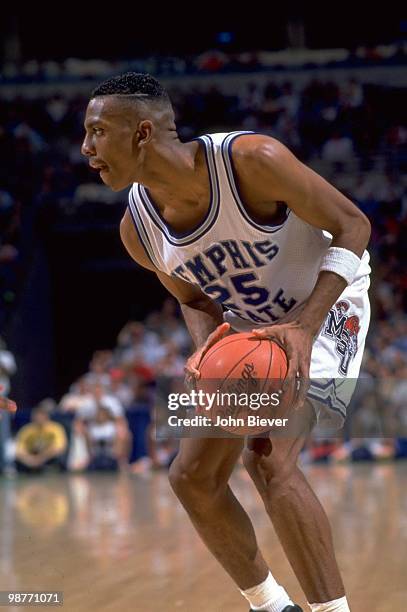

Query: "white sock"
(240, 571), (294, 612)
(308, 596), (350, 611)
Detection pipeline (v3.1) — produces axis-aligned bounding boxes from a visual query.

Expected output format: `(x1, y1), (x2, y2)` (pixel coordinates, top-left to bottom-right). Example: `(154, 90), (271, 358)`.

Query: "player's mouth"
(90, 161), (109, 174)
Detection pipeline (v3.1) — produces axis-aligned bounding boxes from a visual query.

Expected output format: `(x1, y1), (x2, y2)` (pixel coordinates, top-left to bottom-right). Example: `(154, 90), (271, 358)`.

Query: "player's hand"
(251, 321), (313, 409)
(184, 322), (231, 388)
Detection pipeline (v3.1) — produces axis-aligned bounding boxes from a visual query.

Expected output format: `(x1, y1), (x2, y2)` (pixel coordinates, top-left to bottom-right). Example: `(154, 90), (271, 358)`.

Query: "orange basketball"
(196, 332), (288, 435)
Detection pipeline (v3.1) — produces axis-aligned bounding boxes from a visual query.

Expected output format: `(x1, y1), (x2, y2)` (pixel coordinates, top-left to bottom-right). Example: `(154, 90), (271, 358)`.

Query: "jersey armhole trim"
(127, 188), (161, 270)
(221, 132), (291, 234)
(137, 135), (220, 247)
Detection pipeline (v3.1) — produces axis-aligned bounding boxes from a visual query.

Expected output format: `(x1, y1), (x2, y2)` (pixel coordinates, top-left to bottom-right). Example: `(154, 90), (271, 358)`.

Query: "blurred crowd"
(1, 66), (406, 473)
(1, 41), (406, 82)
(3, 298), (186, 474)
(2, 292), (407, 476)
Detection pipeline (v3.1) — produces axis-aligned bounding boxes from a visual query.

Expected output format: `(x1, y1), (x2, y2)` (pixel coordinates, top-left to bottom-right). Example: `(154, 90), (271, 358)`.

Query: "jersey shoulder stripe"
(221, 131), (290, 234)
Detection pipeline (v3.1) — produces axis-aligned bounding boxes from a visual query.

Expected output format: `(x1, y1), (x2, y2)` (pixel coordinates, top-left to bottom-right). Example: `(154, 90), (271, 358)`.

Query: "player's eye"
(93, 127), (104, 136)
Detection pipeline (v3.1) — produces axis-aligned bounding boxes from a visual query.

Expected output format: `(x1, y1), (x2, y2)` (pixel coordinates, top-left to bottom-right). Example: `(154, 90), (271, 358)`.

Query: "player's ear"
(136, 120), (153, 147)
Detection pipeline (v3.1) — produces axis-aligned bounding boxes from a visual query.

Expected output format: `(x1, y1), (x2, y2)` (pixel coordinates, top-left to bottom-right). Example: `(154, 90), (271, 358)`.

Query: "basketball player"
(80, 73), (371, 612)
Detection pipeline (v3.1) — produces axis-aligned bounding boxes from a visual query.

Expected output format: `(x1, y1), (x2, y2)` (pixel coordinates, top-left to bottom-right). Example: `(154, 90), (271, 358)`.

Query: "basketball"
(196, 332), (288, 435)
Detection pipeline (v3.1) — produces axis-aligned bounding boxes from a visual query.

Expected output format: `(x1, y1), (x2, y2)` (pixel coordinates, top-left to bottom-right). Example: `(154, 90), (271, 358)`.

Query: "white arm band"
(320, 246), (361, 285)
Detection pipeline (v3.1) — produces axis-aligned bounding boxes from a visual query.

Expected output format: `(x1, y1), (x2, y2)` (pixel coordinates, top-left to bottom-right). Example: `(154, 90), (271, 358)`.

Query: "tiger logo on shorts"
(323, 300), (361, 375)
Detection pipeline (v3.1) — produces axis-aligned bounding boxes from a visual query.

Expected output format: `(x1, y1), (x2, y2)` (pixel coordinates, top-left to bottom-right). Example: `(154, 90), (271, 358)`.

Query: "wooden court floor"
(0, 462), (406, 612)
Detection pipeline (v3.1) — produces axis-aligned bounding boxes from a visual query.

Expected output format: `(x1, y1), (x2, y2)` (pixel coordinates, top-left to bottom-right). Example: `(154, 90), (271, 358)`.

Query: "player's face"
(82, 97), (139, 192)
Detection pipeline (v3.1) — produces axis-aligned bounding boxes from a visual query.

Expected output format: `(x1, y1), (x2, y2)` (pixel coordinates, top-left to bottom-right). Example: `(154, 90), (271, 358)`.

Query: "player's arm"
(233, 135), (371, 336)
(232, 135), (371, 401)
(120, 210), (228, 376)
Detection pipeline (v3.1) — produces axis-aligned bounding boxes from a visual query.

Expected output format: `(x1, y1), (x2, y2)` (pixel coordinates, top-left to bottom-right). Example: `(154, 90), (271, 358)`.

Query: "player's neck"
(137, 139), (207, 206)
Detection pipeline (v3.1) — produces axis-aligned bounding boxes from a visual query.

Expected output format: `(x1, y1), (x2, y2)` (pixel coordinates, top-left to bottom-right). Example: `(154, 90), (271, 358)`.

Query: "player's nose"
(81, 135), (95, 157)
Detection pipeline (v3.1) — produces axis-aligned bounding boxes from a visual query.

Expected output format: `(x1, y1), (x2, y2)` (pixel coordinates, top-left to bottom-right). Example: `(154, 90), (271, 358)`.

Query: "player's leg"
(243, 401), (345, 605)
(169, 436), (270, 588)
(169, 437), (301, 609)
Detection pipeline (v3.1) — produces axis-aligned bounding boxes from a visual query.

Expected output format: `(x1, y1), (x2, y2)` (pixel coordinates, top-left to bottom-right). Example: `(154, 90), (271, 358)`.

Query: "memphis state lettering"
(171, 238), (297, 324)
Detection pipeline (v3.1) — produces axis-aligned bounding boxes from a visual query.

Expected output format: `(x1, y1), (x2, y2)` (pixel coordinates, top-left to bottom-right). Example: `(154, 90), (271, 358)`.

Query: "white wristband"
(320, 246), (361, 285)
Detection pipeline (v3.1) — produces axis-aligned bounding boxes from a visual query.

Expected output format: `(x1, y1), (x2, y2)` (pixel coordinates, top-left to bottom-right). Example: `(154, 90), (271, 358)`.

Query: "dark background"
(1, 8), (407, 60)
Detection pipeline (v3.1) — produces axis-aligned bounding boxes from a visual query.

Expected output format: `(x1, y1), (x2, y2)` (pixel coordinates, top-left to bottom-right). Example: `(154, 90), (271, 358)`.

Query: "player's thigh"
(170, 436), (244, 487)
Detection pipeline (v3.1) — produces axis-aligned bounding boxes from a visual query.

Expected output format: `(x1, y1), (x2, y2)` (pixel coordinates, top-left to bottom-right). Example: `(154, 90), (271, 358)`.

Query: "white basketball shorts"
(224, 271), (371, 429)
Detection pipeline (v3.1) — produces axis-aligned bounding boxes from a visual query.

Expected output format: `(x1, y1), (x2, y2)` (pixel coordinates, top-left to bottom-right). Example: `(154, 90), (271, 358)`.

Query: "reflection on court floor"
(0, 464), (406, 611)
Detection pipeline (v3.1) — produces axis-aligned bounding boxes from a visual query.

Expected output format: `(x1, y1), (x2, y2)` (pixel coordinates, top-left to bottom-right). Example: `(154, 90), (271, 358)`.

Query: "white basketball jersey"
(127, 131), (371, 331)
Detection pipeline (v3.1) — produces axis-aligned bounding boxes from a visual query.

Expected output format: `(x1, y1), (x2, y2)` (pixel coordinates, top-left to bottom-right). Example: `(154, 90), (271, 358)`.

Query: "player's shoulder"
(202, 130), (290, 165)
(230, 132), (289, 162)
(225, 132), (295, 183)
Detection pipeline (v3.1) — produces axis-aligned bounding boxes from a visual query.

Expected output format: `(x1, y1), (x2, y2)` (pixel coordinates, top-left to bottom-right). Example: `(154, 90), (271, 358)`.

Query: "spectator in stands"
(90, 382), (132, 469)
(321, 131), (354, 165)
(154, 342), (186, 378)
(0, 336), (16, 398)
(341, 78), (364, 110)
(84, 350), (113, 386)
(117, 321), (166, 368)
(108, 368), (135, 409)
(59, 376), (95, 416)
(85, 406), (121, 471)
(68, 381), (131, 471)
(15, 405), (67, 473)
(146, 297), (191, 353)
(0, 336), (17, 472)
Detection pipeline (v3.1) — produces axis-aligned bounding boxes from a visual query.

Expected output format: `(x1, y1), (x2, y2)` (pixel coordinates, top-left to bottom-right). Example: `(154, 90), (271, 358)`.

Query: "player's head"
(82, 72), (175, 191)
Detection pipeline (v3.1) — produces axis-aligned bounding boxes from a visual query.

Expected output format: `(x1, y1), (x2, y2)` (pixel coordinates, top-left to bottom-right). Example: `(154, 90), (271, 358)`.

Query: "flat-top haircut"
(91, 72), (170, 104)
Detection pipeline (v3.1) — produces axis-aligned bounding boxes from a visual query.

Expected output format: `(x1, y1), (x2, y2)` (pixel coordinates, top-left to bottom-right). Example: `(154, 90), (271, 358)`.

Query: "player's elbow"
(180, 295), (223, 319)
(356, 211), (371, 248)
(180, 295), (216, 311)
(338, 210), (371, 254)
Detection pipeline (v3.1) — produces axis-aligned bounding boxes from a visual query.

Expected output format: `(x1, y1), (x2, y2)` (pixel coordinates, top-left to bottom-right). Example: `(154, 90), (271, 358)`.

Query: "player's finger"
(194, 323), (230, 369)
(186, 323), (231, 386)
(252, 330), (287, 356)
(207, 322), (230, 346)
(251, 327), (270, 338)
(184, 362), (201, 379)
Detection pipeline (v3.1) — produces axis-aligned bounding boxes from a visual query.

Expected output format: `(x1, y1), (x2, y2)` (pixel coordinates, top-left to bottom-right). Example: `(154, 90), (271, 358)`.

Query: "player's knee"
(168, 456), (221, 504)
(243, 446), (287, 479)
(243, 446), (297, 500)
(168, 457), (186, 494)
